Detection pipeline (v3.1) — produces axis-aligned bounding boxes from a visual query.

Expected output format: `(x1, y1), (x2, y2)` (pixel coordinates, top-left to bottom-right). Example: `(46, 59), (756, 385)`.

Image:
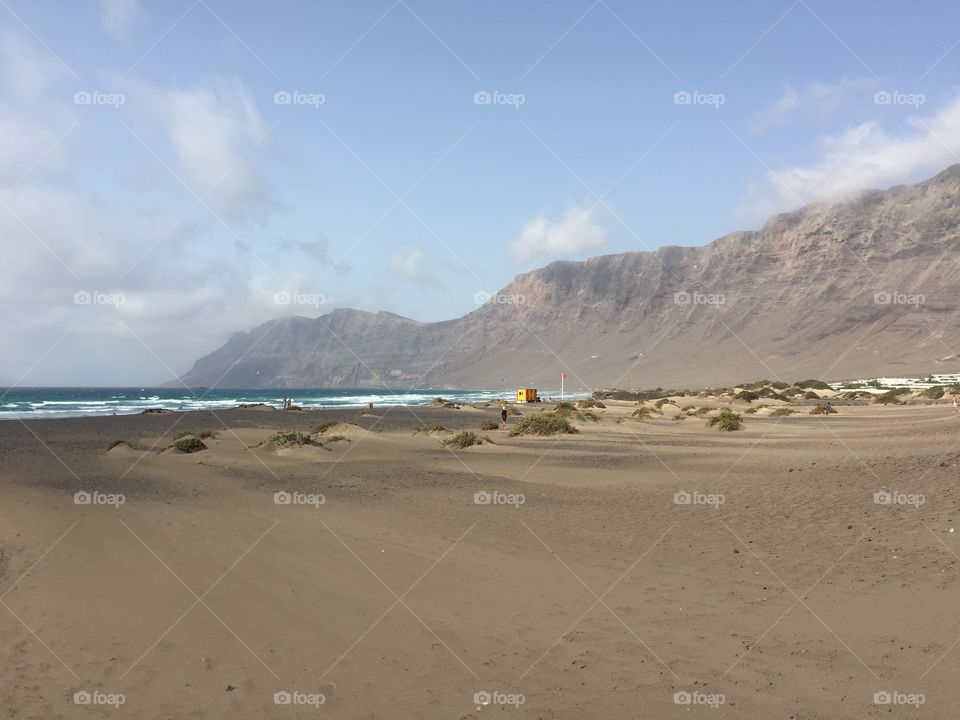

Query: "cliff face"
(178, 166), (960, 389)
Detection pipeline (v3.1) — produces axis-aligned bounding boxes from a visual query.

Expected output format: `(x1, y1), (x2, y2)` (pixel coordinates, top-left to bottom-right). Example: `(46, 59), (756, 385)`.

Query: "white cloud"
(388, 243), (437, 284)
(752, 78), (875, 132)
(746, 94), (960, 219)
(145, 80), (272, 216)
(511, 205), (607, 263)
(100, 0), (142, 38)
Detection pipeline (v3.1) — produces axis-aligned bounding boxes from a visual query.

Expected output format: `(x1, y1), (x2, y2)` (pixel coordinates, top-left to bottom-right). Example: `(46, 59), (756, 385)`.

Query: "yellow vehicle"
(516, 388), (538, 403)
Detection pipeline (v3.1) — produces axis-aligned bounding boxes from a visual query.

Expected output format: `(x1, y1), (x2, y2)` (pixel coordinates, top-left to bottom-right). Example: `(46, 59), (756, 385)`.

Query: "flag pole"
(561, 372), (565, 402)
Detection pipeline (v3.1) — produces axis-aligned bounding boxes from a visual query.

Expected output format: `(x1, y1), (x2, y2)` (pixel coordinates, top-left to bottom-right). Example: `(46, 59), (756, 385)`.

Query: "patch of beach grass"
(173, 435), (207, 453)
(708, 409), (743, 431)
(510, 412), (578, 436)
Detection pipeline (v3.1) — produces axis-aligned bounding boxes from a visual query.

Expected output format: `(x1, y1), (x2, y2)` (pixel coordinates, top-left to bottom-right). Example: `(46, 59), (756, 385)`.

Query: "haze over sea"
(0, 387), (585, 420)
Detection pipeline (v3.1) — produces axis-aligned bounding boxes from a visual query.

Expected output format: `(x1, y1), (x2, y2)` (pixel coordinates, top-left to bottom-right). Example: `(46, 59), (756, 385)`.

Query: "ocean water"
(0, 387), (585, 420)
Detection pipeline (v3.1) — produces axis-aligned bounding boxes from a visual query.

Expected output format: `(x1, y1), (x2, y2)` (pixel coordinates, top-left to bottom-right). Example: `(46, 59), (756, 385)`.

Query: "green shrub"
(631, 406), (657, 419)
(795, 379), (832, 390)
(923, 387), (945, 399)
(875, 392), (903, 405)
(442, 431), (488, 448)
(693, 407), (711, 417)
(681, 405), (696, 412)
(654, 398), (677, 409)
(510, 412), (578, 436)
(577, 398), (606, 409)
(173, 435), (207, 453)
(326, 435), (348, 442)
(770, 408), (796, 417)
(269, 431), (321, 447)
(672, 413), (686, 422)
(708, 409), (743, 431)
(480, 420), (499, 431)
(734, 390), (759, 402)
(312, 421), (339, 434)
(803, 391), (820, 400)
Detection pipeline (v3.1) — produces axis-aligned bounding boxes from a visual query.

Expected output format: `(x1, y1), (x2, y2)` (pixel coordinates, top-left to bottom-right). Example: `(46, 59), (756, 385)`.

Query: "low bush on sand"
(923, 386), (945, 399)
(312, 421), (339, 434)
(105, 439), (129, 451)
(654, 398), (677, 409)
(173, 435), (207, 453)
(672, 413), (687, 422)
(631, 406), (657, 419)
(809, 403), (837, 415)
(770, 408), (796, 417)
(795, 379), (832, 390)
(269, 431), (321, 447)
(803, 390), (821, 400)
(415, 424), (447, 434)
(577, 398), (606, 409)
(782, 387), (804, 397)
(708, 409), (743, 431)
(442, 431), (491, 448)
(693, 407), (712, 417)
(734, 390), (759, 402)
(554, 403), (599, 423)
(326, 435), (348, 442)
(510, 412), (578, 436)
(874, 392), (903, 405)
(480, 420), (499, 431)
(745, 405), (766, 414)
(507, 406), (521, 416)
(681, 405), (696, 412)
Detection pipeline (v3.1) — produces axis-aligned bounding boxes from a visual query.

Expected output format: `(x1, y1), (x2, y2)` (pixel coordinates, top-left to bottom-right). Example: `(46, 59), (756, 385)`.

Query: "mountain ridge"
(176, 166), (960, 389)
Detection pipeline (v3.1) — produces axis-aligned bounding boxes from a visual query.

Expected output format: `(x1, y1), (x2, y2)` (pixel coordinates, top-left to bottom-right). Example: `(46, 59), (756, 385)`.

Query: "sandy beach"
(1, 397), (958, 718)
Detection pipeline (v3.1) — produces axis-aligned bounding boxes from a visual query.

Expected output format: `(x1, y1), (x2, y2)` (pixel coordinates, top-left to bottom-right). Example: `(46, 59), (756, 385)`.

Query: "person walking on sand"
(953, 394), (960, 414)
(501, 404), (508, 428)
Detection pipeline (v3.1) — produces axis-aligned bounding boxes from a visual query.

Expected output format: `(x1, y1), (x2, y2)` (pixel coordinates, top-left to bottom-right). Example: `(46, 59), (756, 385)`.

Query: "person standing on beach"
(501, 404), (508, 428)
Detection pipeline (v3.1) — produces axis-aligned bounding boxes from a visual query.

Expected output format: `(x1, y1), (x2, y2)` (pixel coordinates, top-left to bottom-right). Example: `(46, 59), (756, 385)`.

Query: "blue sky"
(2, 0), (960, 384)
